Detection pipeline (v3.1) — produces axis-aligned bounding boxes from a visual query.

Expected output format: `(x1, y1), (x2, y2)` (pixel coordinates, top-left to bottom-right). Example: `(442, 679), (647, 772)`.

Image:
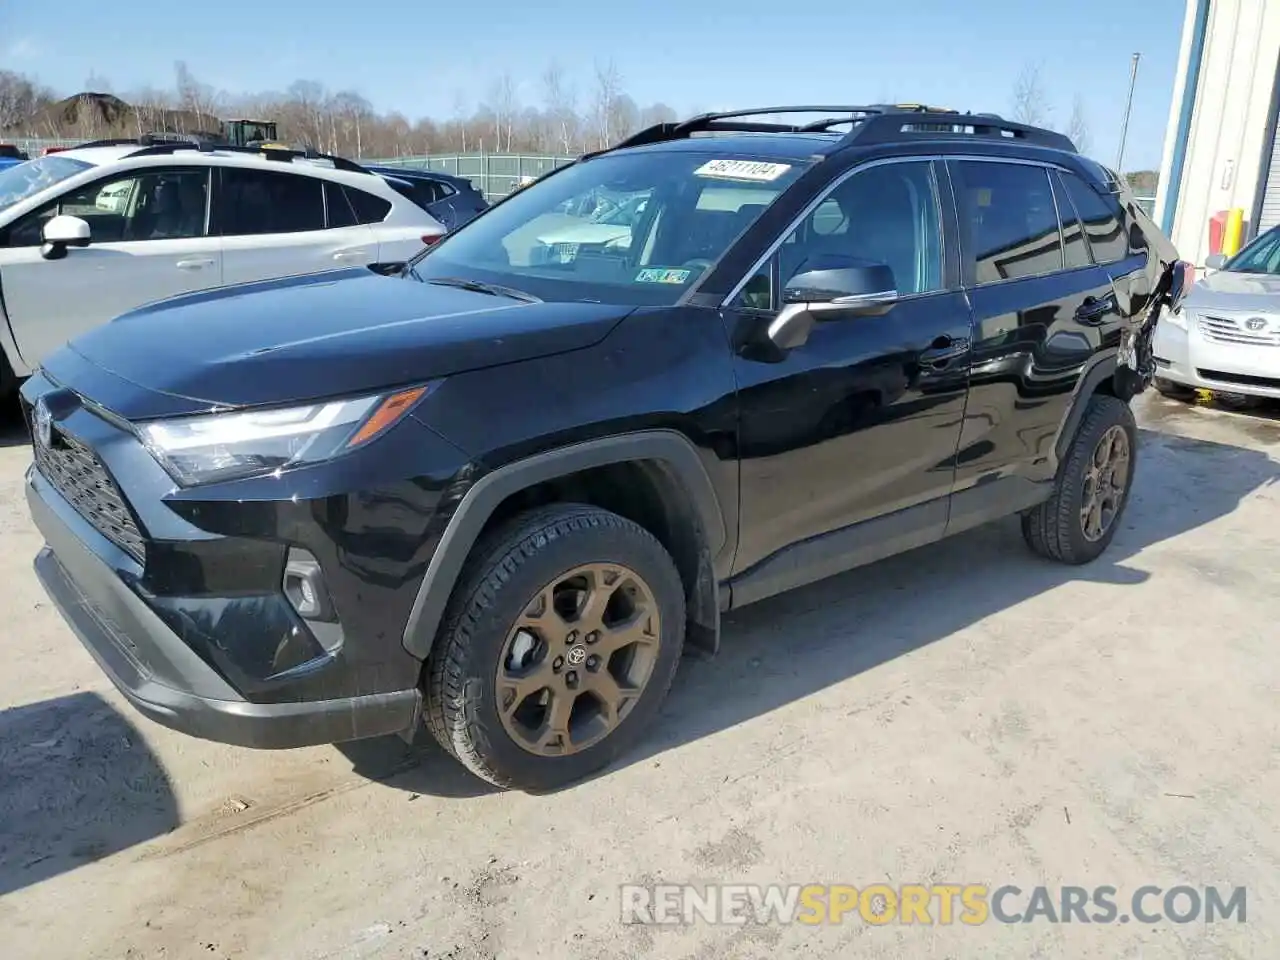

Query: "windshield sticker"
(636, 267), (693, 284)
(693, 159), (792, 182)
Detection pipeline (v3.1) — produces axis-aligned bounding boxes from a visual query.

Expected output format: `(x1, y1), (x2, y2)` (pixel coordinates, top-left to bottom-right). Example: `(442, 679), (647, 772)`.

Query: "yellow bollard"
(1222, 207), (1245, 257)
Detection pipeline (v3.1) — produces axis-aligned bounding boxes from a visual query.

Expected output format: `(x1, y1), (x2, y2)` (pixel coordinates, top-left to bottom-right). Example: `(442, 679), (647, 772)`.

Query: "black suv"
(21, 106), (1190, 791)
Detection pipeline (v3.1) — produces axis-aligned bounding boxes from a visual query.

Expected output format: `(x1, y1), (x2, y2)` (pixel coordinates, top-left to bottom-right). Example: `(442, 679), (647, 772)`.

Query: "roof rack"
(600, 104), (1076, 156)
(66, 134), (370, 173)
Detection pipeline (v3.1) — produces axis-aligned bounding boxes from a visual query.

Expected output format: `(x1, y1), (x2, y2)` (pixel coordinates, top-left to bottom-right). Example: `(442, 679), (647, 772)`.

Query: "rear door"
(946, 158), (1122, 523)
(0, 166), (220, 367)
(214, 167), (378, 284)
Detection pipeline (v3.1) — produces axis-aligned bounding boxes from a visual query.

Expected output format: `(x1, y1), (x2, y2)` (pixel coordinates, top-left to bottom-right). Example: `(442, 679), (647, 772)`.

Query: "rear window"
(1058, 171), (1127, 264)
(410, 151), (810, 306)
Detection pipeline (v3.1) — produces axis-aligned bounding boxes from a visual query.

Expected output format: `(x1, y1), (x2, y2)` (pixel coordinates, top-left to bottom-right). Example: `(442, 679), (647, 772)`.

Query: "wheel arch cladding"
(1054, 354), (1121, 464)
(402, 430), (727, 661)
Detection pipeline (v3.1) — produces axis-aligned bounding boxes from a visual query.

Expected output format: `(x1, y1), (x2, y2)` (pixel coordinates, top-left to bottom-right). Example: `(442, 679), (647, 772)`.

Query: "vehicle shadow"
(0, 691), (180, 895)
(339, 423), (1278, 797)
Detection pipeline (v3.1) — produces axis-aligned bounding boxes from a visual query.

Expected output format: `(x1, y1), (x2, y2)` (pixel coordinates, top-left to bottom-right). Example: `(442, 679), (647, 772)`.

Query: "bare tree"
(1011, 62), (1051, 127)
(542, 62), (578, 155)
(1064, 94), (1091, 155)
(488, 73), (518, 152)
(174, 61), (221, 131)
(331, 90), (372, 157)
(592, 60), (623, 149)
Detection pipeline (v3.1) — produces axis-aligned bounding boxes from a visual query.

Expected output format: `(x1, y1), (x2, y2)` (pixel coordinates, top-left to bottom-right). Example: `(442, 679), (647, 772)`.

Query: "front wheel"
(1022, 394), (1137, 564)
(424, 504), (686, 791)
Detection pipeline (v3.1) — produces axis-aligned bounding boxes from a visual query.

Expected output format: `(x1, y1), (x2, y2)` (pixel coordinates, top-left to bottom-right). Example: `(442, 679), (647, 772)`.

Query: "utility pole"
(1116, 52), (1142, 174)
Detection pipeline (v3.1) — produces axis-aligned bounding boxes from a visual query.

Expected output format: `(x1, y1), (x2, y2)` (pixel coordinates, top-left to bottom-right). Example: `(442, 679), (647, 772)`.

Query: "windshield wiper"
(425, 277), (542, 303)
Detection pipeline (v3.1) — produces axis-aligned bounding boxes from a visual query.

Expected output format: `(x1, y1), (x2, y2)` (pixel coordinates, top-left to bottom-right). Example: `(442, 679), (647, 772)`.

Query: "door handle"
(1076, 294), (1115, 325)
(333, 250), (368, 262)
(176, 258), (215, 270)
(919, 335), (970, 367)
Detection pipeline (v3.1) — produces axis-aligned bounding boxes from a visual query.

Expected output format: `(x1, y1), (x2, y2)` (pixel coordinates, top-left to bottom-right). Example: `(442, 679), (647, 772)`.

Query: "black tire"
(424, 503), (686, 791)
(1022, 394), (1137, 565)
(1153, 377), (1195, 401)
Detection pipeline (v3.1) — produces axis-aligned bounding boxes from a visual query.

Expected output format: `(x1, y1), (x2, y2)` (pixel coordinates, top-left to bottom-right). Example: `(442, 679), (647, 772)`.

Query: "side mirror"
(769, 257), (898, 350)
(1204, 253), (1227, 271)
(41, 215), (91, 261)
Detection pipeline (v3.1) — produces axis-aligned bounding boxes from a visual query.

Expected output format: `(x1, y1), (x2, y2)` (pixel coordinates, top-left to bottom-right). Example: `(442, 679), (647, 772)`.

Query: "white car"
(1152, 225), (1280, 401)
(0, 141), (446, 395)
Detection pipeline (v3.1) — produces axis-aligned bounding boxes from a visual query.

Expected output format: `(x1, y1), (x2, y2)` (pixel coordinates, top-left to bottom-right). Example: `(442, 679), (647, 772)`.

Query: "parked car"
(0, 144), (28, 171)
(22, 105), (1189, 792)
(0, 139), (446, 396)
(364, 165), (488, 231)
(1152, 224), (1280, 401)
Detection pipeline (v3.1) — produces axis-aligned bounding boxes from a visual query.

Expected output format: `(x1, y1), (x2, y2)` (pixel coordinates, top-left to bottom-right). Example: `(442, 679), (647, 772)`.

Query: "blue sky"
(3, 0), (1183, 170)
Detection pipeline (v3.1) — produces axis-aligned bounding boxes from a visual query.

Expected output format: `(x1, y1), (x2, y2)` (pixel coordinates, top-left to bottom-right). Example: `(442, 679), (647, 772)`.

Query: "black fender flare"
(1053, 352), (1119, 463)
(401, 429), (727, 660)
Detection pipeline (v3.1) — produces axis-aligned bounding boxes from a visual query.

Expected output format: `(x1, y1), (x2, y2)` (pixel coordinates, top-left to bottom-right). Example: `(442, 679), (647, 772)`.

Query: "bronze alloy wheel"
(1080, 424), (1131, 542)
(496, 562), (662, 757)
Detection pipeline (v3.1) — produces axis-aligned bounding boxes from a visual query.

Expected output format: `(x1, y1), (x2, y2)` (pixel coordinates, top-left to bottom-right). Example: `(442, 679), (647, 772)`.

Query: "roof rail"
(122, 140), (370, 173)
(597, 104), (1076, 156)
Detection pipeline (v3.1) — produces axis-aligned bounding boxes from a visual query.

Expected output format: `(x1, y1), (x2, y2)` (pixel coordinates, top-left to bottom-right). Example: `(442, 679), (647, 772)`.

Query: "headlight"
(139, 385), (431, 486)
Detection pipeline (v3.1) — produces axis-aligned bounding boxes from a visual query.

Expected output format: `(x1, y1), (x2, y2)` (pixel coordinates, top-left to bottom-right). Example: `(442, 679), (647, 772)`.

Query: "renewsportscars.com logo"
(620, 884), (1248, 926)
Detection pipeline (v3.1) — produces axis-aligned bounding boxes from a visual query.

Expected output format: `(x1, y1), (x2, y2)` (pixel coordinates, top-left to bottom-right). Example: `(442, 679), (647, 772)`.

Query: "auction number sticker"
(636, 267), (693, 284)
(694, 159), (792, 182)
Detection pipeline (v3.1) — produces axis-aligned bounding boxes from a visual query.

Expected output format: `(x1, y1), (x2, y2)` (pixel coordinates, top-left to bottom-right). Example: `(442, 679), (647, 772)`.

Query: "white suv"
(0, 140), (446, 394)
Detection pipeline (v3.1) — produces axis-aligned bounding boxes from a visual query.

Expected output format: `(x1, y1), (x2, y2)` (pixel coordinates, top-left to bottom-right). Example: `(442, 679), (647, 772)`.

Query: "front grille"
(1198, 314), (1280, 347)
(32, 421), (146, 563)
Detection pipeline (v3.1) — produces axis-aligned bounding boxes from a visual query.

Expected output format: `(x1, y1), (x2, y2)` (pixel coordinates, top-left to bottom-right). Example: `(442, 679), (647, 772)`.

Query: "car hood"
(53, 268), (630, 416)
(1188, 270), (1280, 311)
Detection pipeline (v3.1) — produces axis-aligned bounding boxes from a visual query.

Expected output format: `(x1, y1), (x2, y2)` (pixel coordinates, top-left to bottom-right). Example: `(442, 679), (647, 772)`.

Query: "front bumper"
(29, 470), (422, 748)
(1152, 313), (1280, 398)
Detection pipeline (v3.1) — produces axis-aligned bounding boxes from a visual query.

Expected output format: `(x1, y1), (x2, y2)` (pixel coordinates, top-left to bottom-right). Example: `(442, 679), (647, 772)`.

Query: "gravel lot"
(0, 391), (1277, 960)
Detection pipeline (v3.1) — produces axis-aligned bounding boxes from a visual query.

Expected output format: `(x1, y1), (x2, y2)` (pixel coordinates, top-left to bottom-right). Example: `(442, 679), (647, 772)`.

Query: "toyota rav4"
(22, 106), (1190, 791)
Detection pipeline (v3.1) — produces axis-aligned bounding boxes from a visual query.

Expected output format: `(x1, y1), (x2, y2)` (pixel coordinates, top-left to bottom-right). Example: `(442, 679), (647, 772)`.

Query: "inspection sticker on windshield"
(694, 159), (792, 182)
(636, 267), (692, 284)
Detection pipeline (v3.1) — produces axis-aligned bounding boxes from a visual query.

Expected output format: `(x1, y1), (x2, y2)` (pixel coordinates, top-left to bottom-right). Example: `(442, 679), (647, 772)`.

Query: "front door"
(0, 167), (220, 367)
(726, 158), (971, 600)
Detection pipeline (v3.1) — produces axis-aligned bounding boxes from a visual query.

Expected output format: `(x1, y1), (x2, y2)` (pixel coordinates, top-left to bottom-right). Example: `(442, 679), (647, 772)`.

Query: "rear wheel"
(1022, 394), (1137, 565)
(425, 504), (685, 791)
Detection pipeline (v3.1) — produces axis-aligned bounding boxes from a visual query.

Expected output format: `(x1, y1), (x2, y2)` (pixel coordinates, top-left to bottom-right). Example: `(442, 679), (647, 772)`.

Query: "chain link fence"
(5, 138), (576, 201)
(366, 154), (577, 201)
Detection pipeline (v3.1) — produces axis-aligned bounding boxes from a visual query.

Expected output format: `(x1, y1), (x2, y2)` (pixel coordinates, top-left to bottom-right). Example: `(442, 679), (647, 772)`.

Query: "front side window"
(952, 161), (1064, 285)
(8, 168), (208, 246)
(1058, 170), (1127, 264)
(409, 150), (811, 306)
(216, 168), (325, 236)
(735, 160), (944, 310)
(0, 155), (94, 216)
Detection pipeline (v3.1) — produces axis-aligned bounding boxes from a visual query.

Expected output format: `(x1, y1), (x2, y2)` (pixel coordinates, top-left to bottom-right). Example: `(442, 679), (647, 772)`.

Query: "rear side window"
(216, 168), (325, 235)
(951, 161), (1063, 285)
(1057, 171), (1127, 264)
(1053, 180), (1091, 270)
(325, 181), (358, 228)
(344, 186), (391, 224)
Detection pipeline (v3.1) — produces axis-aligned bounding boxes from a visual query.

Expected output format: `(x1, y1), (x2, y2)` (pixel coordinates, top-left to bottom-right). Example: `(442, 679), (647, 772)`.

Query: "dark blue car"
(364, 165), (488, 231)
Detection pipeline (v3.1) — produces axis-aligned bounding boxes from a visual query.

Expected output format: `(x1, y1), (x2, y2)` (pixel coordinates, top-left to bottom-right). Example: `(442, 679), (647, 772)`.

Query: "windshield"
(409, 150), (810, 305)
(1223, 228), (1280, 275)
(0, 155), (93, 214)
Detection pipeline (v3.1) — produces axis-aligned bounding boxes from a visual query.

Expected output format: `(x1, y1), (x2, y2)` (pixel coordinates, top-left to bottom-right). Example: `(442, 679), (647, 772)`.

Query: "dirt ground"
(0, 390), (1277, 960)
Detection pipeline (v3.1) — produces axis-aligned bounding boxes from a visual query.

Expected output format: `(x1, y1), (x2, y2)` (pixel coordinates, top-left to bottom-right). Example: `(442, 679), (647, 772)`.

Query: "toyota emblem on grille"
(1246, 316), (1268, 332)
(33, 398), (52, 448)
